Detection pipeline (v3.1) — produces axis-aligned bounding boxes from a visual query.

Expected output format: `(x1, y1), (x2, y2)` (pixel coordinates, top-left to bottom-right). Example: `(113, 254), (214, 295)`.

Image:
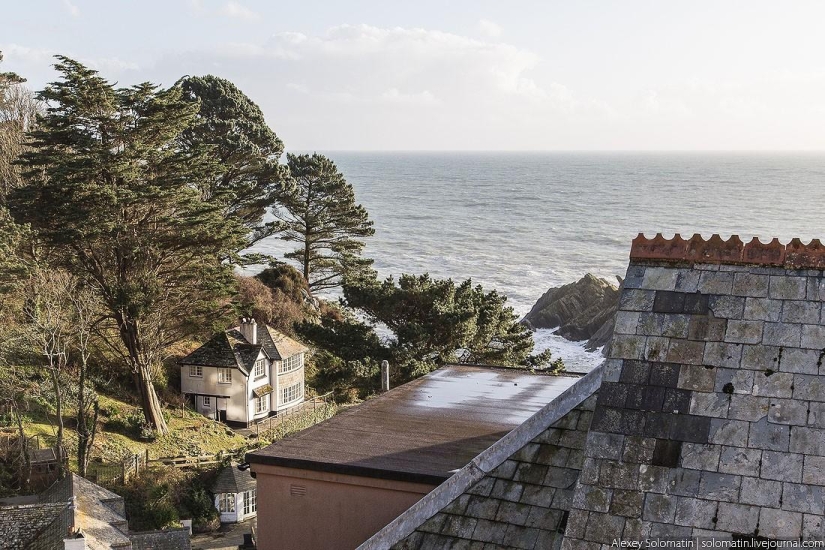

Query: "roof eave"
(244, 454), (448, 486)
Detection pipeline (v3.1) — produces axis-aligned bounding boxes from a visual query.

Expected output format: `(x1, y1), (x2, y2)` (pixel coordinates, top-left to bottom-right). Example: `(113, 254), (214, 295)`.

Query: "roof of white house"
(180, 323), (308, 372)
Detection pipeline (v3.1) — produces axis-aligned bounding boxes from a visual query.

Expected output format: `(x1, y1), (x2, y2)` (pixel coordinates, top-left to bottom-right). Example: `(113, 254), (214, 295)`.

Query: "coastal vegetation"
(0, 50), (561, 514)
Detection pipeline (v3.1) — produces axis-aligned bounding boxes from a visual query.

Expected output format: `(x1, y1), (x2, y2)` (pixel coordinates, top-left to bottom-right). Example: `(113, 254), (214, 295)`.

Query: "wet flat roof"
(247, 365), (580, 484)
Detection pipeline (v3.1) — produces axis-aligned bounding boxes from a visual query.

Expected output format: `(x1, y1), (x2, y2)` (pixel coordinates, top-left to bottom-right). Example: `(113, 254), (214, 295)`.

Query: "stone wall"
(130, 527), (191, 550)
(564, 235), (825, 546)
(392, 393), (597, 550)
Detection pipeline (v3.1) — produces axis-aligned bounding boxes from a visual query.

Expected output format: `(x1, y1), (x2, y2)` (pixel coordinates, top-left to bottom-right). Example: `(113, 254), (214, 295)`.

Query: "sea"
(248, 152), (825, 373)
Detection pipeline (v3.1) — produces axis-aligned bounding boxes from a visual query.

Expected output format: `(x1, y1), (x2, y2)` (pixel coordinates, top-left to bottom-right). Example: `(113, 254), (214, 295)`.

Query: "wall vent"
(290, 484), (307, 497)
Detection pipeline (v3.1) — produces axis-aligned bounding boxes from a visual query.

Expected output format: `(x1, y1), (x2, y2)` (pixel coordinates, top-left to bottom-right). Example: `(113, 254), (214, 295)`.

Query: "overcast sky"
(3, 1), (825, 150)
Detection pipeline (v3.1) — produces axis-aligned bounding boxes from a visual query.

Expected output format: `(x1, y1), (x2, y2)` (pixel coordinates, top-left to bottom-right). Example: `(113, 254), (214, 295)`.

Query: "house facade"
(180, 319), (308, 427)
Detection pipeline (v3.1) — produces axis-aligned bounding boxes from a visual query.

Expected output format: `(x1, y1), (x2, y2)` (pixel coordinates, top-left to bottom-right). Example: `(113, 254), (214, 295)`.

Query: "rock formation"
(522, 273), (620, 352)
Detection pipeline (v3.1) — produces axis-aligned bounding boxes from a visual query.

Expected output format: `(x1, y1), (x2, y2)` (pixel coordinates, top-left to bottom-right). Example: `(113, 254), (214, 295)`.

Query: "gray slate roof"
(212, 464), (256, 494)
(261, 325), (308, 360)
(0, 473), (191, 550)
(359, 367), (602, 550)
(180, 324), (308, 372)
(0, 501), (70, 549)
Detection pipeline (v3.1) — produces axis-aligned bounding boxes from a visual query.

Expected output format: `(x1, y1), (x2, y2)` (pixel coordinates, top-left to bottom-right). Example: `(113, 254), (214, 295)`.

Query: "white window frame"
(202, 396), (211, 407)
(218, 368), (232, 384)
(243, 489), (256, 515)
(218, 493), (235, 513)
(254, 394), (269, 414)
(189, 365), (203, 378)
(279, 354), (304, 374)
(253, 359), (266, 380)
(282, 382), (303, 405)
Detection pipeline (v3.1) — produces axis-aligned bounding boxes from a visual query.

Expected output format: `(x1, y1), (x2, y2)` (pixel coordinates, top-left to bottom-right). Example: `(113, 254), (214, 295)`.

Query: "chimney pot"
(240, 318), (258, 345)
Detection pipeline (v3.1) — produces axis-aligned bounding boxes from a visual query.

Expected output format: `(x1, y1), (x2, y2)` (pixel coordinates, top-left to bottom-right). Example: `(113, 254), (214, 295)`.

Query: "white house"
(211, 464), (257, 523)
(179, 319), (308, 427)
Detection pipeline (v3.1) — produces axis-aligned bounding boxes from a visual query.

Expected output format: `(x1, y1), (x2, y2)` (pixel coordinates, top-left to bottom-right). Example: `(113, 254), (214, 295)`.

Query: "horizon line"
(286, 149), (825, 154)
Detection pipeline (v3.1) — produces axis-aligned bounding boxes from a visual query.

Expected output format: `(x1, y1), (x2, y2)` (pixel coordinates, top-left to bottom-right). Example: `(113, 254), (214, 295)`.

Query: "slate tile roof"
(211, 464), (256, 494)
(180, 323), (308, 372)
(392, 392), (597, 550)
(179, 331), (250, 371)
(261, 325), (308, 361)
(0, 501), (69, 549)
(0, 474), (191, 549)
(359, 234), (825, 548)
(350, 366), (600, 550)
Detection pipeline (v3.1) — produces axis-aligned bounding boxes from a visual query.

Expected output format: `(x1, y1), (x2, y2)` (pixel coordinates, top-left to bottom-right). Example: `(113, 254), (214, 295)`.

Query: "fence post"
(145, 448), (149, 465)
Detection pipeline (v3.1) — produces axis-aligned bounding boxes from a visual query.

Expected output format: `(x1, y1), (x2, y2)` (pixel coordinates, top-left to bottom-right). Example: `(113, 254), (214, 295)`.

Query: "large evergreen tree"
(178, 75), (287, 249)
(299, 273), (559, 391)
(8, 57), (247, 434)
(275, 153), (374, 293)
(345, 274), (551, 369)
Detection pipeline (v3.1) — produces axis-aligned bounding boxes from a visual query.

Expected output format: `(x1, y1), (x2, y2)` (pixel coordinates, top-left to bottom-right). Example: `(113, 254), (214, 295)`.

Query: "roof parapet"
(630, 233), (825, 268)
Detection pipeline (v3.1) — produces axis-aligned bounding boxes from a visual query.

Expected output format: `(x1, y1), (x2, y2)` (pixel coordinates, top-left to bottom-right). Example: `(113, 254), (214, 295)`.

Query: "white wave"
(532, 328), (604, 374)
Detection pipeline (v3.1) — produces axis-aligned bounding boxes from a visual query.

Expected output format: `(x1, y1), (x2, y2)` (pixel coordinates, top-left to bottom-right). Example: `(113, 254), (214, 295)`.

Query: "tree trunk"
(134, 365), (169, 435)
(78, 400), (99, 478)
(304, 239), (311, 292)
(13, 404), (30, 491)
(76, 363), (88, 477)
(76, 361), (98, 478)
(49, 368), (65, 478)
(117, 314), (169, 435)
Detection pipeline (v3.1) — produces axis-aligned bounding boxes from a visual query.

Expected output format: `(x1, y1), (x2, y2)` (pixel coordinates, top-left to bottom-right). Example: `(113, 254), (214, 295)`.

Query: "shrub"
(117, 466), (220, 532)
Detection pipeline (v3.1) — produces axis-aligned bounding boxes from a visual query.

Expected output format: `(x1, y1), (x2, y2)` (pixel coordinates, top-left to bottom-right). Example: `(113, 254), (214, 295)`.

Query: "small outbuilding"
(211, 463), (257, 523)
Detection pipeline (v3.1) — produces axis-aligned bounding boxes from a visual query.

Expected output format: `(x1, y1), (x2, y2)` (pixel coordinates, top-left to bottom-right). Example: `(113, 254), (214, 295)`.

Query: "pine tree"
(8, 57), (247, 434)
(299, 273), (560, 391)
(178, 75), (288, 249)
(343, 273), (548, 372)
(275, 153), (375, 293)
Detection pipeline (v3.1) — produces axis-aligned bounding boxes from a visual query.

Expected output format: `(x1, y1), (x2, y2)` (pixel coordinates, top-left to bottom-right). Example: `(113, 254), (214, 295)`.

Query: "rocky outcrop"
(522, 274), (620, 352)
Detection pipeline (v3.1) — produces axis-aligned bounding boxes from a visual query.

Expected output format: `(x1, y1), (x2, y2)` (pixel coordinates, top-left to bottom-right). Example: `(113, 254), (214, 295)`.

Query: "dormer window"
(253, 359), (266, 380)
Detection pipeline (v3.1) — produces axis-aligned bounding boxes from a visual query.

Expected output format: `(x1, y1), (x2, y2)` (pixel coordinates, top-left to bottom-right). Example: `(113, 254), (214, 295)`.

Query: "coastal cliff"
(522, 273), (620, 352)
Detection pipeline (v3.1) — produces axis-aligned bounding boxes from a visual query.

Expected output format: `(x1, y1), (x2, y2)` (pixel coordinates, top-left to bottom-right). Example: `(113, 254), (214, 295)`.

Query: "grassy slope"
(17, 392), (340, 471)
(20, 395), (247, 465)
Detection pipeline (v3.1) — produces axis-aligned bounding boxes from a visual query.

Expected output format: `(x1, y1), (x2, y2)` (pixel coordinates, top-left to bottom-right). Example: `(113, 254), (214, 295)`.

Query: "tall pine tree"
(178, 75), (287, 250)
(9, 57), (247, 434)
(275, 153), (374, 293)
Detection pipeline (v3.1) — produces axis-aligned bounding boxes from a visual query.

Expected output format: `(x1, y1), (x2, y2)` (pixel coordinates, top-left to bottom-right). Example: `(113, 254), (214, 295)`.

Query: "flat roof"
(247, 365), (580, 484)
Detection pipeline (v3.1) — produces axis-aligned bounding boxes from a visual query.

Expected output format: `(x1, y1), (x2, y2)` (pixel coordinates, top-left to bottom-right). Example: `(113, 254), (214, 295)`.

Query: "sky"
(3, 1), (825, 150)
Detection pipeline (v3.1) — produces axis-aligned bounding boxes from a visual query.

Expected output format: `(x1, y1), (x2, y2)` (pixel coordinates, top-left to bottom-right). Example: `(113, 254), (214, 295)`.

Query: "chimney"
(63, 529), (85, 550)
(380, 360), (390, 392)
(239, 318), (257, 345)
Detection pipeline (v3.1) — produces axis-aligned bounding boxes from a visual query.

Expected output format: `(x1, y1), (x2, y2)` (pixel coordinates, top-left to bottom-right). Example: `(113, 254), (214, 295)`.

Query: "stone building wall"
(130, 527), (191, 550)
(563, 235), (825, 546)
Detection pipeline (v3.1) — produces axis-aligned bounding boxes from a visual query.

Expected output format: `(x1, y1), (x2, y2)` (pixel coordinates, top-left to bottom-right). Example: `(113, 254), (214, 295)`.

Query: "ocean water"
(250, 152), (825, 372)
